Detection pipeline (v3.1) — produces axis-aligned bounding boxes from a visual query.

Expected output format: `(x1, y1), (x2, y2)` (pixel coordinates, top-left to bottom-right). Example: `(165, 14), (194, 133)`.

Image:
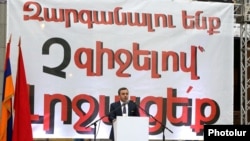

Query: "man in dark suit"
(108, 87), (140, 141)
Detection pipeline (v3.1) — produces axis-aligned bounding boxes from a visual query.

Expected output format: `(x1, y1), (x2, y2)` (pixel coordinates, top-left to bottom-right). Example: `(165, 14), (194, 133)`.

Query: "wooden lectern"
(113, 116), (149, 141)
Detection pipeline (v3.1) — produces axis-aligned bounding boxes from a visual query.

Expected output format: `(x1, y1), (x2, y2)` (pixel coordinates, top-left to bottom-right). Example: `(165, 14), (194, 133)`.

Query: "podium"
(113, 116), (149, 141)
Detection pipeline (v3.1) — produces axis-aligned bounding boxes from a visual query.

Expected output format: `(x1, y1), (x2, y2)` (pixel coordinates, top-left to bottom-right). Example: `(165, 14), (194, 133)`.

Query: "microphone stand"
(85, 115), (106, 141)
(85, 103), (127, 141)
(133, 101), (173, 141)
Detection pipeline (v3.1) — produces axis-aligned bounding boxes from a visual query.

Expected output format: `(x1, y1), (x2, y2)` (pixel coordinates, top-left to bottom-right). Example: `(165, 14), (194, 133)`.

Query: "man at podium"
(108, 87), (140, 141)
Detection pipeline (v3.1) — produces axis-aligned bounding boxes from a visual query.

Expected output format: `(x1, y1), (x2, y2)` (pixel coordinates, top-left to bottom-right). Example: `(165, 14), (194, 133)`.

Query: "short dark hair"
(118, 87), (128, 95)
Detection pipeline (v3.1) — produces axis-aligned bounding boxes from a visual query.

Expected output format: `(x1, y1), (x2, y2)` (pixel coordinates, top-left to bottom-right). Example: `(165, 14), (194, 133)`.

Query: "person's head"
(118, 87), (129, 102)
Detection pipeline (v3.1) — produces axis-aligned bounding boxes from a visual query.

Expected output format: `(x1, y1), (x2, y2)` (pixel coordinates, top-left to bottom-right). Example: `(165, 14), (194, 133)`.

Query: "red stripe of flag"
(0, 36), (14, 141)
(12, 38), (33, 141)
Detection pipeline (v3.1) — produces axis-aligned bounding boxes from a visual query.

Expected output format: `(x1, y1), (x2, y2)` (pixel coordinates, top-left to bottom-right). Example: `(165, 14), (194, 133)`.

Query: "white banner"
(7, 0), (234, 140)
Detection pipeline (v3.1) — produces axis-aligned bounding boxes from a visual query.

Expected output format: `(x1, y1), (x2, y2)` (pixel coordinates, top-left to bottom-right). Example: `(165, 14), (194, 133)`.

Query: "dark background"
(234, 37), (240, 111)
(198, 0), (241, 112)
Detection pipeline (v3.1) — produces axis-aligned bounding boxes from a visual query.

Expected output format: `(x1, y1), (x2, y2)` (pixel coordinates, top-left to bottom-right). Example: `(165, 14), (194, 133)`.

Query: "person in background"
(108, 87), (140, 141)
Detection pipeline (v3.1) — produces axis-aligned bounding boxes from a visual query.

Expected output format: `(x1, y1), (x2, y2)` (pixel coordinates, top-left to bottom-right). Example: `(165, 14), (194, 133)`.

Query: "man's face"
(119, 89), (129, 102)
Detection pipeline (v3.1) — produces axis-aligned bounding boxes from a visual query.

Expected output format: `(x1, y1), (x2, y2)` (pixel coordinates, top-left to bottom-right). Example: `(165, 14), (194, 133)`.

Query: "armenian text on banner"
(7, 0), (234, 140)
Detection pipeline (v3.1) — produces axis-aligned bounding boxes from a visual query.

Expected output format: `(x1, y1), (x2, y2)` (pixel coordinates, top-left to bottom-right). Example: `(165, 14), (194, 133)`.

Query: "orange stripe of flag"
(0, 36), (14, 141)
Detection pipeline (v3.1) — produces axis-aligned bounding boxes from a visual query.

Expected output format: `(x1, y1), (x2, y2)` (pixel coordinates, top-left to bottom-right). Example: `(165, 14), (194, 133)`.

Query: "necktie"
(123, 104), (126, 114)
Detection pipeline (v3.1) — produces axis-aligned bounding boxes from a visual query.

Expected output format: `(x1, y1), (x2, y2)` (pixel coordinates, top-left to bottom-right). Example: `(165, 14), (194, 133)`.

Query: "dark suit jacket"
(108, 100), (140, 141)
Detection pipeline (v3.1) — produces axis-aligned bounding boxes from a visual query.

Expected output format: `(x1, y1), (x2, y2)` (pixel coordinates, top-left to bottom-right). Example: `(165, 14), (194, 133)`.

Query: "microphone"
(86, 101), (128, 128)
(108, 100), (129, 116)
(128, 100), (140, 108)
(122, 100), (129, 106)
